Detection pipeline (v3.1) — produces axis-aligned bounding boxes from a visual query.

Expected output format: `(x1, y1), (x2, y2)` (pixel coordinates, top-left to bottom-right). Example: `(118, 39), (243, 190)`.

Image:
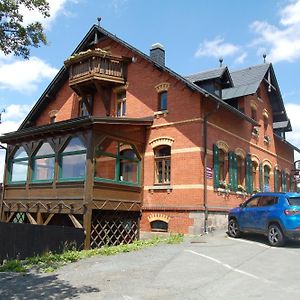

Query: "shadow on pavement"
(0, 272), (100, 299)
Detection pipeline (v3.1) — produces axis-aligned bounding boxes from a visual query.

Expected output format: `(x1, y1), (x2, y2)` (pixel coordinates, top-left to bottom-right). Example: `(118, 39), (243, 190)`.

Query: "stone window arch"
(148, 213), (170, 232)
(149, 137), (174, 149)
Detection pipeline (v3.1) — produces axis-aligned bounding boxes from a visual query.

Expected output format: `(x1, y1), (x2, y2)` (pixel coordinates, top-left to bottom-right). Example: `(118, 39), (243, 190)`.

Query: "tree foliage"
(0, 0), (50, 58)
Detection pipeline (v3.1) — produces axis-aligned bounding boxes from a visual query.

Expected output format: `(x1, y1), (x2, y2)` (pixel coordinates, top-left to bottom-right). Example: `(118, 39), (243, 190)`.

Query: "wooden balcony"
(64, 49), (129, 88)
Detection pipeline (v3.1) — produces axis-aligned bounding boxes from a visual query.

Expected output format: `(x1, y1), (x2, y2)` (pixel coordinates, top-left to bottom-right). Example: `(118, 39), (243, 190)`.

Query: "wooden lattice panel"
(91, 211), (139, 248)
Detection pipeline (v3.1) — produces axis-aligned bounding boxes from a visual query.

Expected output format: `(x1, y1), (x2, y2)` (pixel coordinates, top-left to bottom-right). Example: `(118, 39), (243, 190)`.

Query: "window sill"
(154, 110), (168, 118)
(29, 181), (53, 188)
(148, 185), (172, 194)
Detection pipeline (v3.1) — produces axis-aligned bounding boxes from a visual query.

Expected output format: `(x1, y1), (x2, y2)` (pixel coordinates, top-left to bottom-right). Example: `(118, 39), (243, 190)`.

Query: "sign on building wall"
(206, 167), (213, 179)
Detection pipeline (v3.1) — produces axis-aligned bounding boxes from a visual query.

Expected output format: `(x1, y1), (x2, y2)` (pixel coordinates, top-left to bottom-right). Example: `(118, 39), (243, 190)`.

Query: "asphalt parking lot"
(1, 231), (300, 300)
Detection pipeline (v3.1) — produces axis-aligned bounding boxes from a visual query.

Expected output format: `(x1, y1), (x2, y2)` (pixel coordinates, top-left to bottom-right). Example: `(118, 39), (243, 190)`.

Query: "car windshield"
(287, 197), (300, 206)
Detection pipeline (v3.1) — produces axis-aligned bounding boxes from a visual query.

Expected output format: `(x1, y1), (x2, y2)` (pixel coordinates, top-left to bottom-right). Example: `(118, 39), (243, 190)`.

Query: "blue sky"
(1, 0), (300, 176)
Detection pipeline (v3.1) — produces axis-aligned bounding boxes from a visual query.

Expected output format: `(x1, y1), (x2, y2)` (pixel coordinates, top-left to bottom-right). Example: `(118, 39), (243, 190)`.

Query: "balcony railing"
(64, 49), (128, 86)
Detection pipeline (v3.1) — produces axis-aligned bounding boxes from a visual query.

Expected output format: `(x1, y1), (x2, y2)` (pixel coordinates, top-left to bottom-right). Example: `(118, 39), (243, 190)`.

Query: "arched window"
(263, 165), (271, 191)
(32, 142), (55, 181)
(59, 137), (86, 180)
(150, 220), (168, 232)
(158, 91), (168, 111)
(119, 149), (138, 183)
(237, 155), (245, 186)
(252, 161), (258, 191)
(95, 139), (140, 185)
(154, 145), (171, 184)
(219, 149), (227, 182)
(9, 146), (28, 183)
(116, 91), (126, 117)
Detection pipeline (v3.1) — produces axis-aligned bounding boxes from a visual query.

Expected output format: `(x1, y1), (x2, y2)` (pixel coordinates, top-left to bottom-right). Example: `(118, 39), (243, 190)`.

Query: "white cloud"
(280, 0), (300, 26)
(0, 105), (32, 183)
(0, 56), (58, 93)
(234, 52), (248, 64)
(110, 0), (128, 11)
(250, 0), (300, 63)
(194, 37), (240, 58)
(21, 0), (75, 29)
(285, 103), (300, 161)
(2, 104), (32, 122)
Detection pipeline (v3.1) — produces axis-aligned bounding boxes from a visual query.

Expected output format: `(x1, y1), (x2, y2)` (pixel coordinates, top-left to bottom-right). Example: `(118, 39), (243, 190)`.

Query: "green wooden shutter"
(229, 152), (233, 190)
(229, 152), (237, 191)
(259, 163), (263, 191)
(213, 144), (220, 189)
(245, 154), (253, 194)
(274, 168), (278, 192)
(282, 170), (286, 192)
(233, 153), (238, 191)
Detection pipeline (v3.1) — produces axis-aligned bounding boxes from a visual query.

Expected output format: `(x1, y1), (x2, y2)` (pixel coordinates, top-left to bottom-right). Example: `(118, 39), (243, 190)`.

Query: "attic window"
(251, 107), (257, 121)
(158, 91), (168, 111)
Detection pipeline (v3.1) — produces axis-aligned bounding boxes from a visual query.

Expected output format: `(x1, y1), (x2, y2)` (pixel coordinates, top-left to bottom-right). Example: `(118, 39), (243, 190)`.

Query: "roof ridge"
(185, 66), (227, 77)
(229, 62), (271, 74)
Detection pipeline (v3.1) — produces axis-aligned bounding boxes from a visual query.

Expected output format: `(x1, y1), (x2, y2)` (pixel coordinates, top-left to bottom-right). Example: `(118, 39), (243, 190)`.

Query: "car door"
(239, 196), (260, 230)
(255, 196), (278, 232)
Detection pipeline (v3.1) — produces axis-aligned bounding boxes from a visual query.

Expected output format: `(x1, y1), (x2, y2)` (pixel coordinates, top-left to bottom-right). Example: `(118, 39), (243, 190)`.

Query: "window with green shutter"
(213, 144), (220, 189)
(263, 165), (271, 191)
(229, 151), (237, 191)
(274, 168), (278, 192)
(259, 163), (263, 191)
(245, 154), (253, 194)
(282, 170), (286, 192)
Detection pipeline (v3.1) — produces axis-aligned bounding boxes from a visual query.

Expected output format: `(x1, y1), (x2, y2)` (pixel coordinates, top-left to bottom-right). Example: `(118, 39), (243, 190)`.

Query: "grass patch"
(0, 234), (183, 273)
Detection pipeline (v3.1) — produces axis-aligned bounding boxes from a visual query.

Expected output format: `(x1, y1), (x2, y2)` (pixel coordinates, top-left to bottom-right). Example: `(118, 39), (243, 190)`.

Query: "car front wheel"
(228, 219), (241, 238)
(268, 224), (285, 247)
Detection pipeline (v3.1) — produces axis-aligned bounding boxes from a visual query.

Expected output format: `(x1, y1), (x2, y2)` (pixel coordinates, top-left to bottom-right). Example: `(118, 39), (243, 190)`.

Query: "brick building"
(0, 25), (298, 247)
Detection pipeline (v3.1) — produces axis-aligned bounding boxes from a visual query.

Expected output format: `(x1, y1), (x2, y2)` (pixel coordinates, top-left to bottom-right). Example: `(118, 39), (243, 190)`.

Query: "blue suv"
(228, 192), (300, 246)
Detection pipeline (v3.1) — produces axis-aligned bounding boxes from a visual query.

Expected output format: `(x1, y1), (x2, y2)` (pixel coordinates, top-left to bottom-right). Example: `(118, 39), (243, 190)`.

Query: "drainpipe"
(203, 98), (220, 233)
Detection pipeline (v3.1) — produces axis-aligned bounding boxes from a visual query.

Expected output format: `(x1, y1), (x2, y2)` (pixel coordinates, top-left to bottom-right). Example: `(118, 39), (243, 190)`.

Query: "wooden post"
(37, 212), (43, 225)
(83, 130), (94, 249)
(0, 146), (9, 221)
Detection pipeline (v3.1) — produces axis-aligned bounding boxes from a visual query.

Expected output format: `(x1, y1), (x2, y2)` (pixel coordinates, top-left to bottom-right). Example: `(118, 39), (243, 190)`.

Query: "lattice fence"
(91, 211), (139, 248)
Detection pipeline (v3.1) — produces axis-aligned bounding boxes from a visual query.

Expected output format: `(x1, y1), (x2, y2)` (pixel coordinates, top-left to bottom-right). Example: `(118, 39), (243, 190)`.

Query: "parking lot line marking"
(227, 237), (272, 249)
(185, 250), (270, 283)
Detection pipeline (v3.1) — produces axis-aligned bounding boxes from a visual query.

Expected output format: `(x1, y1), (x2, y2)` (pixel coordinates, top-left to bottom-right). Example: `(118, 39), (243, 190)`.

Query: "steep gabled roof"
(222, 64), (270, 99)
(19, 25), (258, 130)
(185, 67), (227, 82)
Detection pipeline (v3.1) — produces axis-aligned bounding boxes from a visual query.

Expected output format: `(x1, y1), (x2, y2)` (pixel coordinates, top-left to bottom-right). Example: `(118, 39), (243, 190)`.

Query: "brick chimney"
(150, 43), (165, 66)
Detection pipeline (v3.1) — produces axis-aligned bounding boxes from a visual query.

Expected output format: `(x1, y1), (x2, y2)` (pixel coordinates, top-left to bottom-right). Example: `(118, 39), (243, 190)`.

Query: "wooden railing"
(65, 51), (128, 85)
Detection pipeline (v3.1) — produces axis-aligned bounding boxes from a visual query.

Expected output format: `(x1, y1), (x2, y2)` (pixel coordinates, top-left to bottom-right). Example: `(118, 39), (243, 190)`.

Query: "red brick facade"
(20, 27), (297, 235)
